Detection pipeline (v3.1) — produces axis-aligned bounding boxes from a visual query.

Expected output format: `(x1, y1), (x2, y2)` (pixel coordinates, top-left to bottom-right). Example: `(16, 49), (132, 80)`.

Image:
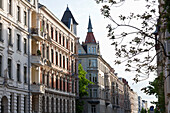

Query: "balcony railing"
(31, 55), (44, 66)
(31, 28), (44, 41)
(31, 84), (45, 94)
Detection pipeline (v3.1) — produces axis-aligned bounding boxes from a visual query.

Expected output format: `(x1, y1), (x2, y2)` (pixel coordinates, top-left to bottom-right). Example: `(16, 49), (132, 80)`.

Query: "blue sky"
(40, 0), (157, 107)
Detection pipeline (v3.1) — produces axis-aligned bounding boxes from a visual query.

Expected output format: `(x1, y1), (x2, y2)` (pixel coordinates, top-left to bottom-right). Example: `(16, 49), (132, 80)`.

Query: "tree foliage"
(141, 72), (165, 113)
(141, 108), (147, 113)
(76, 64), (93, 113)
(94, 0), (170, 82)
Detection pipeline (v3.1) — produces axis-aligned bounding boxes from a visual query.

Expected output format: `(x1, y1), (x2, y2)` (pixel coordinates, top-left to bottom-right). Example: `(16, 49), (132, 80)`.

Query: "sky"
(39, 0), (158, 107)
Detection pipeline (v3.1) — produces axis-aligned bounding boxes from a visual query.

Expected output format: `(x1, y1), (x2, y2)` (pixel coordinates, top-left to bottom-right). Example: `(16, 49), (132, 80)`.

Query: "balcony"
(31, 84), (45, 94)
(31, 55), (44, 66)
(87, 67), (98, 70)
(31, 28), (44, 41)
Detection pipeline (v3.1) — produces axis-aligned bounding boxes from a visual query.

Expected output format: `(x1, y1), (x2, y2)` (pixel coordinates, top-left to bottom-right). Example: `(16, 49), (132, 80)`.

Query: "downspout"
(28, 8), (31, 113)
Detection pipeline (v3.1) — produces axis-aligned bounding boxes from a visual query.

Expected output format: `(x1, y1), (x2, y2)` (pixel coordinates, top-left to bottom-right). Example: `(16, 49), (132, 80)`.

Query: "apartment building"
(0, 0), (78, 113)
(0, 0), (35, 112)
(138, 96), (142, 113)
(78, 17), (125, 113)
(31, 4), (79, 113)
(129, 89), (138, 113)
(120, 78), (131, 113)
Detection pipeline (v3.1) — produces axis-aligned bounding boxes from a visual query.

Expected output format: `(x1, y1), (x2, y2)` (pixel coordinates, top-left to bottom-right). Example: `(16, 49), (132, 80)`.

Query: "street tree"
(76, 64), (93, 113)
(94, 0), (170, 82)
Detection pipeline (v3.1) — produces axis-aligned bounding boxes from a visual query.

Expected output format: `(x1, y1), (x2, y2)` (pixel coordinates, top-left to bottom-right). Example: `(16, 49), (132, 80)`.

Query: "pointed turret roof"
(85, 17), (96, 44)
(88, 16), (93, 32)
(61, 6), (78, 28)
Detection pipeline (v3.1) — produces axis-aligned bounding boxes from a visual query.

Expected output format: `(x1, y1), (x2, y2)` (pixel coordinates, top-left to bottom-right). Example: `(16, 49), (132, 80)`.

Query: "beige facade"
(30, 3), (79, 113)
(129, 90), (138, 113)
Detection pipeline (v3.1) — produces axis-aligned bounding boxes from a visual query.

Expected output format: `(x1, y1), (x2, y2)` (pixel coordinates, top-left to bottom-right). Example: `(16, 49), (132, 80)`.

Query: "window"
(0, 55), (2, 76)
(92, 73), (97, 83)
(8, 59), (12, 79)
(17, 64), (20, 82)
(59, 54), (62, 67)
(67, 58), (69, 70)
(47, 73), (49, 86)
(72, 80), (74, 93)
(60, 78), (62, 90)
(67, 80), (69, 92)
(42, 44), (45, 58)
(46, 24), (49, 34)
(24, 11), (27, 25)
(8, 28), (12, 46)
(33, 0), (36, 5)
(51, 75), (54, 88)
(17, 34), (20, 51)
(51, 27), (53, 39)
(40, 71), (44, 84)
(17, 95), (20, 113)
(89, 47), (91, 53)
(24, 96), (27, 113)
(63, 99), (65, 113)
(60, 99), (62, 113)
(24, 66), (27, 83)
(56, 52), (58, 65)
(90, 89), (92, 97)
(8, 0), (12, 15)
(47, 46), (49, 60)
(56, 99), (58, 112)
(89, 59), (97, 67)
(10, 94), (13, 113)
(91, 105), (96, 113)
(51, 98), (54, 113)
(0, 23), (2, 42)
(106, 92), (108, 99)
(17, 6), (20, 22)
(66, 39), (69, 49)
(47, 97), (49, 112)
(63, 36), (65, 46)
(42, 96), (45, 113)
(63, 78), (65, 91)
(51, 49), (53, 63)
(56, 76), (58, 89)
(93, 89), (97, 97)
(63, 56), (65, 68)
(24, 39), (27, 54)
(0, 0), (2, 9)
(71, 60), (74, 73)
(72, 100), (74, 113)
(71, 42), (73, 52)
(67, 100), (69, 112)
(55, 31), (58, 42)
(92, 47), (96, 53)
(112, 82), (115, 93)
(59, 33), (61, 44)
(89, 73), (91, 81)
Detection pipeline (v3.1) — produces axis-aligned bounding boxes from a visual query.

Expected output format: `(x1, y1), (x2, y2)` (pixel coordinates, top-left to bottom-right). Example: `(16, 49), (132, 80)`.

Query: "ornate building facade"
(0, 0), (79, 113)
(0, 0), (33, 112)
(78, 17), (126, 113)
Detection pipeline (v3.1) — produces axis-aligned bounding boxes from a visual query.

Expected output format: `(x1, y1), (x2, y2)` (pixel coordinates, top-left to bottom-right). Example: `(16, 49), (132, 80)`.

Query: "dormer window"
(89, 47), (91, 53)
